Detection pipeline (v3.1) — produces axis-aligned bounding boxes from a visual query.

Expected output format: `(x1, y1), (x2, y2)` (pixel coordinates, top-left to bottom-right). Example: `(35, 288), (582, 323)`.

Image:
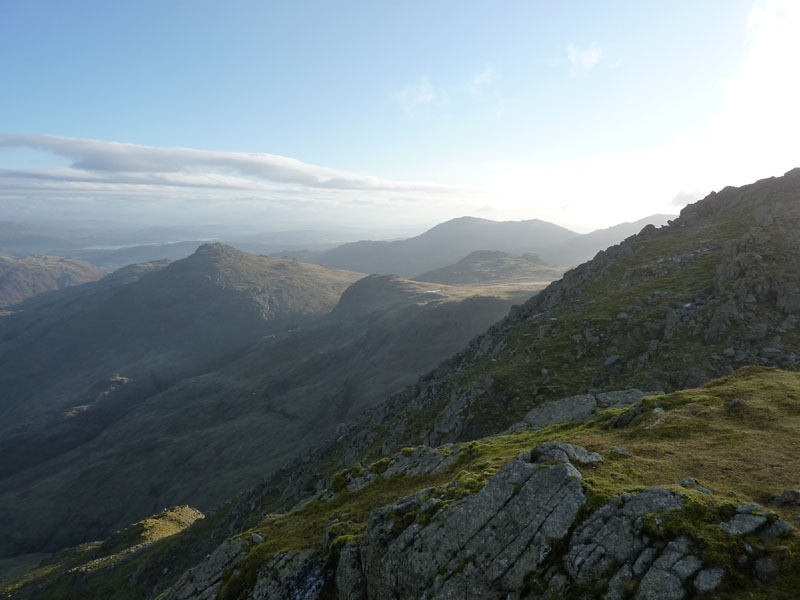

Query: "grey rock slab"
(759, 519), (794, 542)
(755, 555), (780, 582)
(163, 538), (247, 600)
(565, 488), (683, 582)
(336, 545), (367, 600)
(671, 555), (702, 580)
(250, 550), (328, 600)
(532, 441), (603, 465)
(694, 567), (725, 593)
(522, 394), (597, 429)
(359, 455), (587, 599)
(635, 568), (685, 600)
(632, 547), (659, 576)
(774, 489), (800, 506)
(720, 513), (767, 536)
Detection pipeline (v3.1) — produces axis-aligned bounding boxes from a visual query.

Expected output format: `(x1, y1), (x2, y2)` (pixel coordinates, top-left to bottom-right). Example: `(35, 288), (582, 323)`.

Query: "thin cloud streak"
(390, 77), (441, 117)
(0, 134), (486, 230)
(566, 44), (605, 70)
(0, 134), (457, 193)
(469, 67), (495, 96)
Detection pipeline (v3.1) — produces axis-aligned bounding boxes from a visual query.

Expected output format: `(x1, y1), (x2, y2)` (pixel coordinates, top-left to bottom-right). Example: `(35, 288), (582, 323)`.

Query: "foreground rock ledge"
(165, 442), (740, 600)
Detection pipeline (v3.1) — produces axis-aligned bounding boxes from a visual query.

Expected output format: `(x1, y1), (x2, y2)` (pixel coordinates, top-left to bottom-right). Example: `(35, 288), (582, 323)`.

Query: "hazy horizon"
(2, 1), (798, 234)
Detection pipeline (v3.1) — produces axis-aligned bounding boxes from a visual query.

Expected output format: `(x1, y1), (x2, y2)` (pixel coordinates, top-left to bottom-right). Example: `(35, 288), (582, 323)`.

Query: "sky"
(1, 0), (798, 234)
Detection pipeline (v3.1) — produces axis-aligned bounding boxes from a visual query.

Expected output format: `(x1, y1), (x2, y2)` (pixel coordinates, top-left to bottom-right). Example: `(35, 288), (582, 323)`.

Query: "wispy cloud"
(391, 77), (441, 117)
(0, 134), (481, 229)
(0, 134), (451, 193)
(566, 44), (605, 70)
(469, 67), (495, 96)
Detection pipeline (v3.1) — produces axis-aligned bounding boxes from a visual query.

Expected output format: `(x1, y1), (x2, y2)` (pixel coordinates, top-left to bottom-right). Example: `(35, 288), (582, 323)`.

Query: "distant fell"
(412, 250), (566, 285)
(0, 246), (540, 563)
(0, 255), (105, 307)
(535, 214), (675, 266)
(314, 216), (577, 277)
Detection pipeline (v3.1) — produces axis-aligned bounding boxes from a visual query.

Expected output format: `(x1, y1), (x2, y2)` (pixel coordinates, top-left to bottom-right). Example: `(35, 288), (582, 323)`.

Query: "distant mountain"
(73, 240), (207, 268)
(13, 169), (800, 600)
(412, 250), (566, 285)
(0, 255), (105, 307)
(534, 214), (675, 266)
(0, 249), (537, 564)
(313, 216), (578, 277)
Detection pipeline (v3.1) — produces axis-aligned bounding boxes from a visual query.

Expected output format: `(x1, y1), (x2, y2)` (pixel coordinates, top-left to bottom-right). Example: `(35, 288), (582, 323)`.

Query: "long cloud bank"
(0, 134), (454, 193)
(0, 134), (482, 229)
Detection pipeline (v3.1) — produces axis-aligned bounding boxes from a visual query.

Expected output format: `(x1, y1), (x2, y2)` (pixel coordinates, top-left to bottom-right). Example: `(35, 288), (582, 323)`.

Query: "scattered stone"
(678, 477), (698, 488)
(755, 555), (780, 582)
(251, 532), (265, 544)
(759, 519), (794, 542)
(720, 513), (767, 536)
(736, 503), (762, 514)
(609, 405), (646, 428)
(694, 486), (713, 496)
(736, 553), (749, 569)
(532, 441), (603, 466)
(773, 489), (800, 506)
(671, 554), (702, 579)
(694, 567), (725, 593)
(609, 446), (630, 457)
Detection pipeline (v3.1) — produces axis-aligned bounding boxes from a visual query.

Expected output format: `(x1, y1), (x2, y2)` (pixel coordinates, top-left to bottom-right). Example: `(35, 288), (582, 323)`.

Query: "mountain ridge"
(0, 250), (547, 565)
(4, 170), (800, 598)
(0, 254), (106, 308)
(313, 216), (578, 277)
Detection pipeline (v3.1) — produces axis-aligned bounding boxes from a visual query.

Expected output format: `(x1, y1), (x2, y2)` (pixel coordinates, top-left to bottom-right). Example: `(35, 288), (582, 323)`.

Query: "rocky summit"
(4, 169), (800, 599)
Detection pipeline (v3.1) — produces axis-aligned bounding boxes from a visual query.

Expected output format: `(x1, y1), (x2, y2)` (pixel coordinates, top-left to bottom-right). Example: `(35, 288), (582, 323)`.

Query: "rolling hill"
(0, 255), (106, 307)
(313, 216), (578, 277)
(0, 251), (544, 569)
(412, 250), (566, 285)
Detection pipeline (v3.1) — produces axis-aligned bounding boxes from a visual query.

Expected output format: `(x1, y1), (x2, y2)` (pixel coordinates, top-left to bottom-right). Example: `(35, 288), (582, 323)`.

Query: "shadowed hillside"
(0, 257), (539, 565)
(0, 255), (106, 307)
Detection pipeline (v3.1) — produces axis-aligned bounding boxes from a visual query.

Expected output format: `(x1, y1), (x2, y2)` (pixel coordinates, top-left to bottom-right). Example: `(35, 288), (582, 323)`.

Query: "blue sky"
(1, 1), (798, 232)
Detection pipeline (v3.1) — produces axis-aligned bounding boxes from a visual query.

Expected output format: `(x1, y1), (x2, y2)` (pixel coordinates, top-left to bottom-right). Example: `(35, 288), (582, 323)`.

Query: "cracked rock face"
(163, 538), (247, 600)
(565, 488), (684, 583)
(359, 451), (587, 599)
(164, 443), (742, 600)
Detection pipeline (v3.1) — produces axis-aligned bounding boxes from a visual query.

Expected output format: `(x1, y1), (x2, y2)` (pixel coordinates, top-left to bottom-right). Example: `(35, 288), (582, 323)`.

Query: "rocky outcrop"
(359, 445), (586, 599)
(505, 389), (661, 433)
(168, 442), (771, 600)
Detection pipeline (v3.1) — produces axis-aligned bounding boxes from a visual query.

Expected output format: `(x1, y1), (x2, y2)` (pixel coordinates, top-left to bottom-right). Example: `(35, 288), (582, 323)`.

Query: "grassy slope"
(11, 367), (800, 599)
(222, 366), (800, 599)
(1, 507), (203, 598)
(412, 250), (566, 285)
